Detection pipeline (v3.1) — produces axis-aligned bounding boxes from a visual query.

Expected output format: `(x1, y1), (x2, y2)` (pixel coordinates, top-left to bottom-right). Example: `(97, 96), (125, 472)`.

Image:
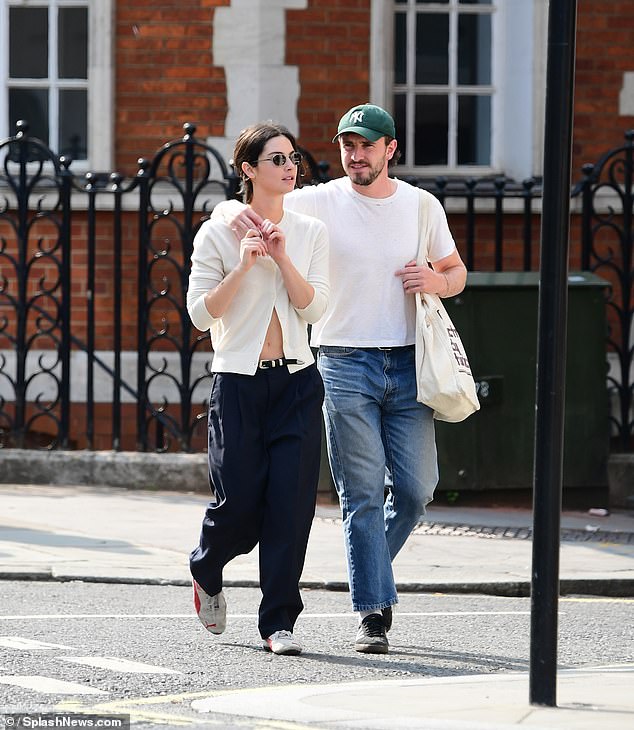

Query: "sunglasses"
(255, 151), (303, 167)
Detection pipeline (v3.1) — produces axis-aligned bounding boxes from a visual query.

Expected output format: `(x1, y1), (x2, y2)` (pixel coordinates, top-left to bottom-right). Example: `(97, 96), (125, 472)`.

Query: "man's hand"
(395, 260), (446, 295)
(216, 201), (264, 240)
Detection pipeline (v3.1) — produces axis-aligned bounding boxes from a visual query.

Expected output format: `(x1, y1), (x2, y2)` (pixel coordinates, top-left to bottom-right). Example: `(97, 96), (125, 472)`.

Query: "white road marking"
(367, 611), (533, 617)
(0, 636), (76, 650)
(0, 614), (197, 620)
(58, 656), (182, 674)
(0, 675), (107, 695)
(0, 610), (538, 620)
(15, 603), (634, 622)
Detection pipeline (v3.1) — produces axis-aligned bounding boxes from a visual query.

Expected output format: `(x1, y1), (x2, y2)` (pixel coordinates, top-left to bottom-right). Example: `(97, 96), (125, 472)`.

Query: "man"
(214, 103), (467, 653)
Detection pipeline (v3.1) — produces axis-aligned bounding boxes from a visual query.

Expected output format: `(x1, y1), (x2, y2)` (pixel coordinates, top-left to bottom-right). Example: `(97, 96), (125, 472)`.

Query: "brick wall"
(111, 0), (634, 181)
(287, 0), (371, 176)
(115, 0), (230, 174)
(573, 0), (634, 173)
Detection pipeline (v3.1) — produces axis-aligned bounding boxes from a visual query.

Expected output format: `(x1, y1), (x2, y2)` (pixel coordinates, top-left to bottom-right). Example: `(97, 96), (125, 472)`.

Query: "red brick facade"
(573, 0), (634, 171)
(287, 0), (371, 177)
(108, 0), (634, 180)
(115, 0), (230, 172)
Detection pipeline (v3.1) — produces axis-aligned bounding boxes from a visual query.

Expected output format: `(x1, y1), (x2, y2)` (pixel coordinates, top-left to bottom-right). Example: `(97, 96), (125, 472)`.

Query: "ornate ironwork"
(0, 120), (630, 454)
(0, 121), (72, 448)
(136, 123), (238, 451)
(576, 130), (634, 450)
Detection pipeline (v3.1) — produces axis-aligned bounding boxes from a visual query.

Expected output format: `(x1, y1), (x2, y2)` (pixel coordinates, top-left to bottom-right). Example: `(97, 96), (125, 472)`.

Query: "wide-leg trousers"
(190, 363), (324, 639)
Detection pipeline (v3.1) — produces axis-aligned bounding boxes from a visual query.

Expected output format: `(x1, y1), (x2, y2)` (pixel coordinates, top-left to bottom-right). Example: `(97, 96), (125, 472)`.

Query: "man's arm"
(431, 249), (467, 298)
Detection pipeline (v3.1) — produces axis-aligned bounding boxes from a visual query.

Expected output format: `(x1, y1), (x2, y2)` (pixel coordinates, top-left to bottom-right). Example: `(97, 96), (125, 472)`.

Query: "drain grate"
(413, 521), (634, 544)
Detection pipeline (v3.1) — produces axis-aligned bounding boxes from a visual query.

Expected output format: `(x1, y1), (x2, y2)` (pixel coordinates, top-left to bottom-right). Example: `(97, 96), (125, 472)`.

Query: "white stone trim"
(619, 72), (634, 116)
(207, 0), (307, 162)
(0, 350), (213, 404)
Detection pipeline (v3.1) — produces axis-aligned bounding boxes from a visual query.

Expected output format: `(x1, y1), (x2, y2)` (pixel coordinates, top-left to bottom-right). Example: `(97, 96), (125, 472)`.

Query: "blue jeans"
(317, 346), (438, 611)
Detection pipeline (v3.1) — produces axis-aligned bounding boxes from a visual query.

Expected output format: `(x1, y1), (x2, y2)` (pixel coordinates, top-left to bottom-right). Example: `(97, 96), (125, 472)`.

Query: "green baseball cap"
(333, 103), (396, 143)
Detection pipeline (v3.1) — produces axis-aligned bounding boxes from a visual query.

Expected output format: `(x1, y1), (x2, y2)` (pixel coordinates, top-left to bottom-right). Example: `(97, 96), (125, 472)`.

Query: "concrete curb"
(2, 571), (633, 597)
(0, 449), (335, 494)
(0, 448), (209, 492)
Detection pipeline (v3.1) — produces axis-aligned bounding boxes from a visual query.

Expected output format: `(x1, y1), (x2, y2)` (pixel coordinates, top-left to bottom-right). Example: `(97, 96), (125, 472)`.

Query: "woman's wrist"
(273, 252), (291, 269)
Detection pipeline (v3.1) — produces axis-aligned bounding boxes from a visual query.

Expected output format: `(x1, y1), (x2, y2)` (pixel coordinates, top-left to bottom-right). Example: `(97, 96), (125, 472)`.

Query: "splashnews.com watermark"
(1, 715), (129, 730)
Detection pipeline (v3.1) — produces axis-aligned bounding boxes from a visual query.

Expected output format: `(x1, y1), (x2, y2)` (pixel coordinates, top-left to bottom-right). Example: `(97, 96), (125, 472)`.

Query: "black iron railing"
(574, 130), (634, 450)
(0, 122), (631, 451)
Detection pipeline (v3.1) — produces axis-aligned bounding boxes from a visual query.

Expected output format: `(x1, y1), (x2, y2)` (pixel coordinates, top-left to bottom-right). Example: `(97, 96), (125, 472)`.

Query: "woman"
(186, 123), (329, 655)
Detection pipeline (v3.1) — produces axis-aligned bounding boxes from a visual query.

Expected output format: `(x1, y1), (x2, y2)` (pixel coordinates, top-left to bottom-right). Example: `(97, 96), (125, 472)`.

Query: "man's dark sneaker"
(382, 606), (393, 632)
(355, 613), (389, 654)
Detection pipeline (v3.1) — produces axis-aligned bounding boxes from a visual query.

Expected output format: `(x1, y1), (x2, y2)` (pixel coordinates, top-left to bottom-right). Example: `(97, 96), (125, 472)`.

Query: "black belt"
(258, 357), (302, 369)
(377, 345), (415, 351)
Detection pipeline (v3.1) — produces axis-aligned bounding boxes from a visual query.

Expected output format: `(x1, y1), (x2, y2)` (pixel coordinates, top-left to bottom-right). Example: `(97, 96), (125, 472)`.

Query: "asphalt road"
(0, 581), (632, 728)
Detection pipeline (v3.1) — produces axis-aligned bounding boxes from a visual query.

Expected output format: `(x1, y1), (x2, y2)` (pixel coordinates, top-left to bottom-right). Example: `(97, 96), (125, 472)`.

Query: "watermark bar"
(1, 715), (130, 730)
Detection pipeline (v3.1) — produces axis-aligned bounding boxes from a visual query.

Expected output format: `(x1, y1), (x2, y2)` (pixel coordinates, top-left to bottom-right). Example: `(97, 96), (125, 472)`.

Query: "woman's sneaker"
(192, 580), (226, 634)
(264, 630), (302, 655)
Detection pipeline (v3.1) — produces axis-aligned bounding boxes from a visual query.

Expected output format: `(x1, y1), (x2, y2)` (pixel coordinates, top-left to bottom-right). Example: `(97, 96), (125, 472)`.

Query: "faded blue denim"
(318, 346), (438, 611)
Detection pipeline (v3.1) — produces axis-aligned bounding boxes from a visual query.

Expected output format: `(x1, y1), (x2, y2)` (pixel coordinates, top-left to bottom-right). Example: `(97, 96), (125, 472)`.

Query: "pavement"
(1, 481), (633, 729)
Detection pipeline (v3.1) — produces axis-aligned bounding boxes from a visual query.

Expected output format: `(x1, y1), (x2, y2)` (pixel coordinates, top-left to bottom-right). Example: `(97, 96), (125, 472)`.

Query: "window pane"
(59, 8), (88, 79)
(459, 1), (492, 5)
(59, 90), (88, 160)
(417, 1), (449, 4)
(393, 93), (406, 162)
(415, 95), (447, 165)
(9, 88), (49, 145)
(9, 8), (49, 79)
(394, 13), (406, 84)
(458, 14), (491, 85)
(416, 14), (449, 84)
(458, 95), (491, 165)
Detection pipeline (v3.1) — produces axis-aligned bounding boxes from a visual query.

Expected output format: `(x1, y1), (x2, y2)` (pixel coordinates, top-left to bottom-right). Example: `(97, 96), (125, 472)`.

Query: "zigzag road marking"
(0, 675), (107, 695)
(58, 655), (182, 674)
(0, 636), (76, 650)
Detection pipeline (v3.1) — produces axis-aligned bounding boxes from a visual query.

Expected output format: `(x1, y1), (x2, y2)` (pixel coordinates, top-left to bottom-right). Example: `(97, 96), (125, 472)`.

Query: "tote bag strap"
(416, 189), (432, 267)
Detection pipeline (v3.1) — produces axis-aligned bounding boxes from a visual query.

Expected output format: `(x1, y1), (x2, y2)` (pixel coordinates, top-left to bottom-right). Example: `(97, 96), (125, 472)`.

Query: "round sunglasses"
(255, 151), (303, 167)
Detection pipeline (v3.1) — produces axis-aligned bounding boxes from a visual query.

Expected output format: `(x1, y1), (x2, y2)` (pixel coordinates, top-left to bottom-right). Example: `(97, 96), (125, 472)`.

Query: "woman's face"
(247, 135), (298, 197)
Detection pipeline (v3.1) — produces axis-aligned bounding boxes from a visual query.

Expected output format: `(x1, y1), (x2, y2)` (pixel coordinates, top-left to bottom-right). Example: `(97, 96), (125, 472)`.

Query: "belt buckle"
(259, 358), (284, 369)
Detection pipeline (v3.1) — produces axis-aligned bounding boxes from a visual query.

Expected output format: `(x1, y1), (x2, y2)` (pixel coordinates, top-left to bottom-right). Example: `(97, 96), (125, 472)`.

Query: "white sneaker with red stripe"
(264, 630), (302, 655)
(192, 580), (226, 634)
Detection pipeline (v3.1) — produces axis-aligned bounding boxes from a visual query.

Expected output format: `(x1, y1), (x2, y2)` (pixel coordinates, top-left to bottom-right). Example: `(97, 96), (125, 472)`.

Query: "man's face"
(338, 132), (396, 187)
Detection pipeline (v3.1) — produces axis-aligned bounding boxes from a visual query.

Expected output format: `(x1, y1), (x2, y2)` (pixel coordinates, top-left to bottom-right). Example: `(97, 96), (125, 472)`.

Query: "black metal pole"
(530, 0), (577, 707)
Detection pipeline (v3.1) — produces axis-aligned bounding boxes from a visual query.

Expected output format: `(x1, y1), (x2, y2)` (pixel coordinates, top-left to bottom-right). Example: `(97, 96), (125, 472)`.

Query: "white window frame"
(371, 0), (548, 181)
(0, 0), (114, 172)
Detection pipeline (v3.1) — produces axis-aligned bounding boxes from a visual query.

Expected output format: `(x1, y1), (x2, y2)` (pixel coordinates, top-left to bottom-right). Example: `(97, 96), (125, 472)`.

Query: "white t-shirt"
(284, 177), (456, 347)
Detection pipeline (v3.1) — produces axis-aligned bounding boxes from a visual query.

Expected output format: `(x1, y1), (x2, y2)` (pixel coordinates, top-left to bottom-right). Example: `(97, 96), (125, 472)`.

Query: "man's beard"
(346, 158), (386, 186)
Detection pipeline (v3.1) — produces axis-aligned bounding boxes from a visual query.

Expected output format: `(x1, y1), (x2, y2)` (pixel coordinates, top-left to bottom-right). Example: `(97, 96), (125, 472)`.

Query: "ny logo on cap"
(350, 110), (364, 124)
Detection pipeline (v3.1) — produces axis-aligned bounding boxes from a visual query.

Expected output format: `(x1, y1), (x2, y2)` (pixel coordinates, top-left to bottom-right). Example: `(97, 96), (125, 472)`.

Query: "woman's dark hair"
(232, 122), (301, 203)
